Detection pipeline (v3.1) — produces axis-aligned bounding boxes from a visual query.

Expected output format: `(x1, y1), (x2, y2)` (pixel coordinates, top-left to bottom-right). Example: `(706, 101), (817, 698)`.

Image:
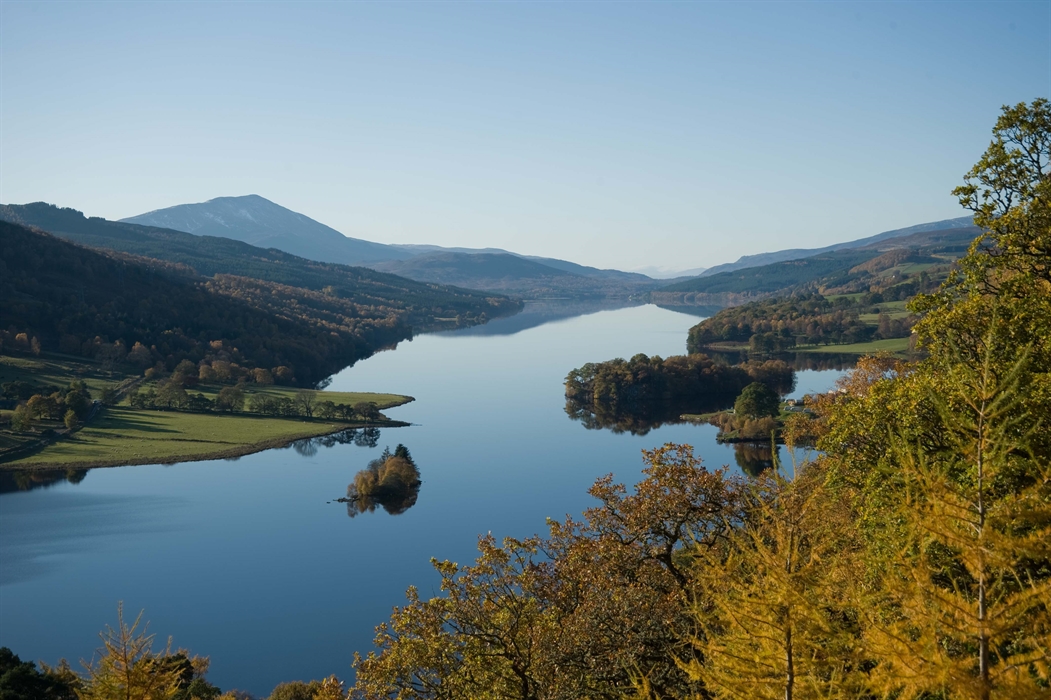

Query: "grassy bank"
(794, 337), (911, 355)
(3, 406), (409, 470)
(0, 353), (121, 396)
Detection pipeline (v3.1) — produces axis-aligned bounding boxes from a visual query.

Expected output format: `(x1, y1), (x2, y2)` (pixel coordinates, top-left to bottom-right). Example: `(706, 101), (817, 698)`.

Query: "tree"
(677, 462), (863, 700)
(78, 604), (184, 700)
(352, 444), (742, 699)
(64, 409), (79, 431)
(155, 381), (187, 410)
(353, 402), (380, 424)
(267, 680), (321, 700)
(0, 646), (79, 700)
(294, 390), (316, 418)
(734, 381), (780, 420)
(861, 333), (1051, 700)
(215, 386), (245, 413)
(10, 405), (32, 432)
(311, 676), (346, 700)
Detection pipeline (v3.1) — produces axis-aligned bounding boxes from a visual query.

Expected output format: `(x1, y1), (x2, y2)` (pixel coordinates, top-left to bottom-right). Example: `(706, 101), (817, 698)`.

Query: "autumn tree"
(671, 458), (863, 700)
(352, 444), (742, 699)
(860, 334), (1051, 699)
(78, 604), (184, 700)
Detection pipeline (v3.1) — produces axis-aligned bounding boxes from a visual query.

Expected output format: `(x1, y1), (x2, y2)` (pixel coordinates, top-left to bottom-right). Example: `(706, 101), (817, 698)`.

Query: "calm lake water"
(0, 303), (846, 696)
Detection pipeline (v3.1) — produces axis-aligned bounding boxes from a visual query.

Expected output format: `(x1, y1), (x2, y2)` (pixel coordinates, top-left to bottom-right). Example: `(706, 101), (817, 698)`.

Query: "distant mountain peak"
(120, 195), (414, 265)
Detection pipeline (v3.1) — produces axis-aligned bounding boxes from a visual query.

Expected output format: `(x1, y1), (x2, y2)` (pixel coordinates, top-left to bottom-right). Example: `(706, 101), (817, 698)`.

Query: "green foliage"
(63, 409), (79, 431)
(215, 386), (245, 413)
(564, 353), (794, 434)
(687, 293), (899, 352)
(267, 680), (322, 700)
(733, 382), (780, 419)
(0, 647), (78, 700)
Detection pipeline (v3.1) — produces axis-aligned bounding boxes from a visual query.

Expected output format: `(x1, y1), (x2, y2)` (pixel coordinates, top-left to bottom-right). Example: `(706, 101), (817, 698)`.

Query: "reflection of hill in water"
(344, 445), (421, 517)
(653, 304), (725, 319)
(439, 300), (645, 338)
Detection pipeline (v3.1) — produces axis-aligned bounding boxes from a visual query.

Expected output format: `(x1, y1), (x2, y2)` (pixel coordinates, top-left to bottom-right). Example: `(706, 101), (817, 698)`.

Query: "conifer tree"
(862, 332), (1051, 700)
(674, 457), (862, 700)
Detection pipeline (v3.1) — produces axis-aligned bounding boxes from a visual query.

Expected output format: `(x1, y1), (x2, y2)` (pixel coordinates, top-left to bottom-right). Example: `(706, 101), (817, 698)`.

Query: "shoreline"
(1, 396), (415, 472)
(0, 417), (412, 472)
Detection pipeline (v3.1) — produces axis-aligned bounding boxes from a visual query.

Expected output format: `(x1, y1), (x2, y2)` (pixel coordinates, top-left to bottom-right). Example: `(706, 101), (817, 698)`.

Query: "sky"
(2, 1), (1049, 272)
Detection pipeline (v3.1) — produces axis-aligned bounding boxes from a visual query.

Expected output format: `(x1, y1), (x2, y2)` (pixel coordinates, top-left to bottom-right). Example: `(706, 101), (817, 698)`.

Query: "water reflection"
(444, 300), (643, 337)
(0, 468), (88, 494)
(287, 427), (381, 456)
(734, 443), (776, 478)
(341, 445), (421, 517)
(565, 399), (722, 436)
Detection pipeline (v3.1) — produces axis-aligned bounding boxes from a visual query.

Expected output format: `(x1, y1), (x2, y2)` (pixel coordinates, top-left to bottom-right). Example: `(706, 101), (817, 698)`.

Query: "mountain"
(370, 251), (659, 299)
(696, 216), (975, 278)
(390, 245), (653, 282)
(121, 196), (656, 297)
(654, 224), (981, 305)
(0, 202), (521, 332)
(120, 195), (414, 266)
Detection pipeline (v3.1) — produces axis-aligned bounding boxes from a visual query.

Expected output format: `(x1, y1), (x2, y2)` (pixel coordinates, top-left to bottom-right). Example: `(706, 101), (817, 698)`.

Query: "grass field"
(796, 337), (911, 355)
(4, 407), (402, 469)
(166, 383), (411, 410)
(0, 353), (127, 396)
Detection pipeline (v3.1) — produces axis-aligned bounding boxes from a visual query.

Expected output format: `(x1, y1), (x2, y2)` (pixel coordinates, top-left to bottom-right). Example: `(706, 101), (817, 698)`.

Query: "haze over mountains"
(4, 193), (979, 303)
(121, 194), (414, 265)
(121, 195), (659, 298)
(697, 215), (975, 278)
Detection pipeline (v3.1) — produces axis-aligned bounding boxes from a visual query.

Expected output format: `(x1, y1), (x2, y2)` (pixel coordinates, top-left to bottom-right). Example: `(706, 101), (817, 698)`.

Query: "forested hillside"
(655, 224), (978, 305)
(0, 203), (520, 327)
(0, 222), (511, 385)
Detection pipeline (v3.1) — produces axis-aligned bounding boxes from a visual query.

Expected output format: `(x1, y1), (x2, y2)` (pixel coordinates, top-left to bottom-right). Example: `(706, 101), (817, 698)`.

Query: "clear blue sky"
(2, 1), (1049, 271)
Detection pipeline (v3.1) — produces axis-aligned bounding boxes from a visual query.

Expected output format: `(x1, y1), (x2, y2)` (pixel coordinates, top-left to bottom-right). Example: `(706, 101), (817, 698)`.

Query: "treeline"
(686, 292), (916, 352)
(564, 353), (793, 434)
(5, 380), (94, 432)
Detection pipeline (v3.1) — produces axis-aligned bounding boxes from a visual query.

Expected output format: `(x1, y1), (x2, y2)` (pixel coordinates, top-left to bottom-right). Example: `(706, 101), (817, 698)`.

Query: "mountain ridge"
(121, 194), (415, 265)
(696, 215), (975, 278)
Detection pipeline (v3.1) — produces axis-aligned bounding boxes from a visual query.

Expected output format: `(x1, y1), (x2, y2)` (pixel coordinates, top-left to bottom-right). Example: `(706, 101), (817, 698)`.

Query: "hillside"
(654, 225), (979, 305)
(0, 202), (520, 328)
(0, 222), (399, 385)
(695, 215), (975, 279)
(120, 195), (413, 265)
(371, 251), (659, 298)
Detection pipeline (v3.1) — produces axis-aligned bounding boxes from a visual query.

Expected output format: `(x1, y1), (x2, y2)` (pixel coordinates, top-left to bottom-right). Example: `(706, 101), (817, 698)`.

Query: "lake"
(0, 303), (847, 696)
